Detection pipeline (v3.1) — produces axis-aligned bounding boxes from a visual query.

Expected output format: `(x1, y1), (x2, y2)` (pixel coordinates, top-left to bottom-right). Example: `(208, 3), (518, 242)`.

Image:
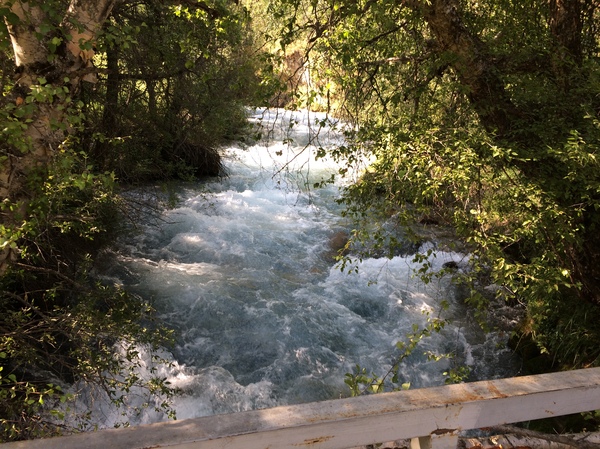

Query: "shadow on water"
(88, 108), (520, 427)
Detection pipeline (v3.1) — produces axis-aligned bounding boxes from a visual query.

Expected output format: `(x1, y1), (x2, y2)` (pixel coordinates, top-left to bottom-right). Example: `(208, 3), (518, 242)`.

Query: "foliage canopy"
(0, 0), (266, 440)
(269, 0), (600, 371)
(2, 0), (600, 440)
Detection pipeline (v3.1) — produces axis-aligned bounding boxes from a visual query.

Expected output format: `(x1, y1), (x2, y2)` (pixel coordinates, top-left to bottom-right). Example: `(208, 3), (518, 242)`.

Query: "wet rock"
(321, 229), (350, 262)
(443, 260), (460, 270)
(329, 230), (350, 255)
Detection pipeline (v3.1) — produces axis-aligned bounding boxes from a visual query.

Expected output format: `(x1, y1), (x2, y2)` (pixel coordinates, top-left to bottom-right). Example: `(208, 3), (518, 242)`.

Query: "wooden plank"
(4, 367), (600, 449)
(412, 431), (459, 449)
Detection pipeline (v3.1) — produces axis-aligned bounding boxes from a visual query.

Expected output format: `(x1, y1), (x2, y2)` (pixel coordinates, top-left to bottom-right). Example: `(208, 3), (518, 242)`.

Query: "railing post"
(411, 431), (459, 449)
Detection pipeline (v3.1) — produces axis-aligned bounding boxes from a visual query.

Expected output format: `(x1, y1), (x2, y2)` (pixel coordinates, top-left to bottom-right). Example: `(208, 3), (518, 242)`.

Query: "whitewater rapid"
(82, 108), (520, 428)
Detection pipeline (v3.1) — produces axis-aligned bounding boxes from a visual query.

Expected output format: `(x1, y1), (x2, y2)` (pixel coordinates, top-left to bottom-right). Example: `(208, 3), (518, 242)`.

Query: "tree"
(0, 0), (256, 439)
(83, 0), (263, 182)
(0, 0), (270, 439)
(272, 0), (600, 368)
(0, 0), (117, 273)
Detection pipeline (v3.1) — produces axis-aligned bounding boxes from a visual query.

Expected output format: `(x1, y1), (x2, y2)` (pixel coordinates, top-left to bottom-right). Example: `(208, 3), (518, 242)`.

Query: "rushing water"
(86, 108), (520, 427)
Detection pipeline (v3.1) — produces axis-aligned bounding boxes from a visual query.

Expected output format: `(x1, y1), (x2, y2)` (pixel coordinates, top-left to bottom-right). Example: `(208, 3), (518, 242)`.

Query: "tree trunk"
(402, 0), (554, 189)
(548, 0), (583, 92)
(0, 0), (117, 274)
(414, 0), (522, 139)
(397, 0), (600, 305)
(102, 44), (120, 133)
(92, 41), (121, 170)
(549, 0), (583, 63)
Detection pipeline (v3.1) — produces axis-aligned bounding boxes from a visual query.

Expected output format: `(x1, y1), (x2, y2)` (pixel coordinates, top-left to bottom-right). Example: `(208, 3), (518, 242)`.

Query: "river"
(82, 108), (520, 428)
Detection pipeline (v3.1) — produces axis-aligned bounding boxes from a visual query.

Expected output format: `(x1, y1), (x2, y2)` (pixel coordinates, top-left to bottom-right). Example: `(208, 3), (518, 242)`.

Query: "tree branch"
(410, 0), (521, 138)
(166, 0), (223, 19)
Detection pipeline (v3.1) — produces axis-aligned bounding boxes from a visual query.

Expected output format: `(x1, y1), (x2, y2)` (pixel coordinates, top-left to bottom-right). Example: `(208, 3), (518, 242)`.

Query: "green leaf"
(5, 12), (20, 25)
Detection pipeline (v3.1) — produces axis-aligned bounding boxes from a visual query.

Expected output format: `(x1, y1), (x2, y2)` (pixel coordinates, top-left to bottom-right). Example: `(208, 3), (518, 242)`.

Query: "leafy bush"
(270, 0), (600, 371)
(0, 146), (177, 442)
(83, 0), (267, 183)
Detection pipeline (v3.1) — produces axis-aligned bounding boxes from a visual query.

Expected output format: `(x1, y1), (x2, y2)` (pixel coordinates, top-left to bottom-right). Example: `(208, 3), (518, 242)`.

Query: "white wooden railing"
(4, 367), (600, 449)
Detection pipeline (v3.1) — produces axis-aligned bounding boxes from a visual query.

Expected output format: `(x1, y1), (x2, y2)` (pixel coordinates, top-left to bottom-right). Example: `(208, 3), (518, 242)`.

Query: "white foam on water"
(81, 108), (519, 428)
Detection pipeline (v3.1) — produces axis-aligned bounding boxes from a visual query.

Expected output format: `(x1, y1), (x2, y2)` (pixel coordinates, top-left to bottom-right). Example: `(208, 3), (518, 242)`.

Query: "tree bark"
(399, 0), (551, 190)
(404, 0), (522, 139)
(548, 0), (583, 93)
(0, 0), (117, 274)
(549, 0), (583, 63)
(102, 33), (121, 126)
